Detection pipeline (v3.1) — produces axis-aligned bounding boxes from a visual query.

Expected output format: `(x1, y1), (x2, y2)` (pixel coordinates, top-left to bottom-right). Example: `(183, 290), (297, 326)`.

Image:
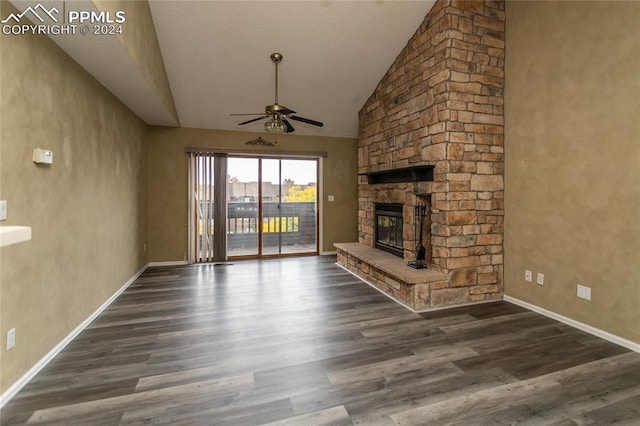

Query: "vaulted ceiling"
(8, 0), (436, 138)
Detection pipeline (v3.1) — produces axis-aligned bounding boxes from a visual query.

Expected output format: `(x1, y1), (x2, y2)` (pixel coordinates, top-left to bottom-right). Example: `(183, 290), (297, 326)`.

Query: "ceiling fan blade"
(279, 108), (296, 115)
(282, 117), (295, 133)
(238, 116), (268, 125)
(289, 115), (324, 127)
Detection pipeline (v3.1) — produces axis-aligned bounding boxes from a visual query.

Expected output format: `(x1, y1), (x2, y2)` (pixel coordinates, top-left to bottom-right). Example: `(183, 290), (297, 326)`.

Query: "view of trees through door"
(227, 157), (318, 258)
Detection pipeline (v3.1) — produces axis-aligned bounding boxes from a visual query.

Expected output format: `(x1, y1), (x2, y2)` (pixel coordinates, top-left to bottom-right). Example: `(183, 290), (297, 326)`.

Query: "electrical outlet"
(7, 328), (15, 350)
(577, 284), (591, 301)
(525, 270), (532, 282)
(536, 272), (544, 286)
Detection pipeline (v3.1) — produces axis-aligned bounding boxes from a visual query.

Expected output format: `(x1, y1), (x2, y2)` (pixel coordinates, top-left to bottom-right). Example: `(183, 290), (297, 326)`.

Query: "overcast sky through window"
(227, 158), (317, 185)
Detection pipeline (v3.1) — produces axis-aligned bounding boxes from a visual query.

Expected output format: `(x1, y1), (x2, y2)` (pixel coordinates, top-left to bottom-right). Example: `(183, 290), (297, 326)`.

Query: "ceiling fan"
(231, 53), (324, 134)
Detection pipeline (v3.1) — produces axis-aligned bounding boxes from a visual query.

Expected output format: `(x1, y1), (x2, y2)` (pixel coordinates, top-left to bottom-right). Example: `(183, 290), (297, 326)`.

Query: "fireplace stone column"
(354, 0), (505, 308)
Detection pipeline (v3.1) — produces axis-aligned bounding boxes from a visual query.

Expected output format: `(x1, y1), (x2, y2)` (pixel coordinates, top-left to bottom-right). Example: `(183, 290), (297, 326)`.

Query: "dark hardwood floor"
(2, 256), (639, 425)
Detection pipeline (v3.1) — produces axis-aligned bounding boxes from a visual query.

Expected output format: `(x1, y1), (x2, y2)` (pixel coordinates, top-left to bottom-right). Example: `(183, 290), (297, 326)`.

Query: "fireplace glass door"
(375, 203), (404, 257)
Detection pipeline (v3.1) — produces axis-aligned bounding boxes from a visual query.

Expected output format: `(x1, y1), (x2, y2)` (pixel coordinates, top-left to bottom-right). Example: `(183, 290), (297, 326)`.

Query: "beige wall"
(146, 127), (358, 261)
(0, 1), (148, 392)
(505, 1), (640, 343)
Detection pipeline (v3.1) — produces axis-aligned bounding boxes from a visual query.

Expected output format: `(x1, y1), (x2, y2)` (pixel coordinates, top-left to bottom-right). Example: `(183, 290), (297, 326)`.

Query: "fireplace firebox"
(375, 203), (404, 257)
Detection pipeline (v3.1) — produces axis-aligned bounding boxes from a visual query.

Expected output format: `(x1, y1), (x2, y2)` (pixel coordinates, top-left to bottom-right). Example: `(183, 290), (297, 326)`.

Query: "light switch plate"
(536, 272), (545, 286)
(0, 200), (6, 221)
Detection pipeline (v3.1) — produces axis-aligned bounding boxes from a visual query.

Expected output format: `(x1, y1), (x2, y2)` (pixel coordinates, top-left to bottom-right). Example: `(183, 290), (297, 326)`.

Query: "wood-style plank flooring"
(2, 256), (639, 425)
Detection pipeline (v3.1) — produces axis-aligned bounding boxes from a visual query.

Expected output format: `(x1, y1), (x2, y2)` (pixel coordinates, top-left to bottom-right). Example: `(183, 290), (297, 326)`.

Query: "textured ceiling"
(9, 0), (436, 138)
(148, 1), (436, 138)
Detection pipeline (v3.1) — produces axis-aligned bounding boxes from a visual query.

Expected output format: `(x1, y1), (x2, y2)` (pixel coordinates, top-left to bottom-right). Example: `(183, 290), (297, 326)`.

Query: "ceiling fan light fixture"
(232, 52), (324, 133)
(264, 116), (287, 133)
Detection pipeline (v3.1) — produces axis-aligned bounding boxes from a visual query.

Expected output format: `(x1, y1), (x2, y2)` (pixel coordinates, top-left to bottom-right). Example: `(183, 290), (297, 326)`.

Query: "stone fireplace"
(336, 0), (505, 310)
(363, 182), (433, 265)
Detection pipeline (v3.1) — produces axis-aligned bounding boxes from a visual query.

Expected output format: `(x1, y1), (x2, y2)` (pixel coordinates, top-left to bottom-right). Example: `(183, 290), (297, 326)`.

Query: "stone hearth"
(337, 0), (505, 310)
(336, 243), (447, 310)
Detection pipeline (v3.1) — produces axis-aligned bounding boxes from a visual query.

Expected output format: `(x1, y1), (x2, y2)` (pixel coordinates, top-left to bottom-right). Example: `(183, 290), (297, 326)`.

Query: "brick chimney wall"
(358, 0), (505, 305)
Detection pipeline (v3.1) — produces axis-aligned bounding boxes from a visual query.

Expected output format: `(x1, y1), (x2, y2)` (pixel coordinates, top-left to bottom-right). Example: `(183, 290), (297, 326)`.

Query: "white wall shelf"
(0, 226), (32, 247)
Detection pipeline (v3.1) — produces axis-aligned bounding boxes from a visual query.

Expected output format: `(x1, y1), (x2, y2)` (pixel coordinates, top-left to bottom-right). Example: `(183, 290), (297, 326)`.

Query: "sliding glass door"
(190, 154), (318, 262)
(261, 159), (318, 255)
(226, 158), (260, 257)
(228, 157), (318, 258)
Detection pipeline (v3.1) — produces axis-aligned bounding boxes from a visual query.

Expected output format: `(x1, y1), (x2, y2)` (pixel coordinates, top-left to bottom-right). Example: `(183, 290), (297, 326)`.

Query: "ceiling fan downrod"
(271, 52), (283, 106)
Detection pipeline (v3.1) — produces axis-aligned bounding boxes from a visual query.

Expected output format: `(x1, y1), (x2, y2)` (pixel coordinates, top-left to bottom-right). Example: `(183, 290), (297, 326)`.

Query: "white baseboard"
(335, 262), (498, 314)
(148, 260), (188, 267)
(504, 295), (640, 353)
(0, 263), (148, 409)
(320, 251), (337, 256)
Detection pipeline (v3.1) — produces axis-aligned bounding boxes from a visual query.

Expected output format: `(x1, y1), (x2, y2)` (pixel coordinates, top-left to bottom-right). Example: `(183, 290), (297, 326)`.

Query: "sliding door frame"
(187, 147), (325, 263)
(227, 154), (320, 260)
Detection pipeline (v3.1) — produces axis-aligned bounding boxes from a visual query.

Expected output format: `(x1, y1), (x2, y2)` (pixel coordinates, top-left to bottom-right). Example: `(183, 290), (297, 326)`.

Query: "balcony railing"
(198, 201), (317, 251)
